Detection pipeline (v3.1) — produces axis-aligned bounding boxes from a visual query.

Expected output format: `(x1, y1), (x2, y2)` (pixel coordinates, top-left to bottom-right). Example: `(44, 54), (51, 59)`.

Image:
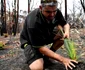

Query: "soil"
(0, 29), (85, 70)
(71, 62), (85, 70)
(44, 61), (85, 70)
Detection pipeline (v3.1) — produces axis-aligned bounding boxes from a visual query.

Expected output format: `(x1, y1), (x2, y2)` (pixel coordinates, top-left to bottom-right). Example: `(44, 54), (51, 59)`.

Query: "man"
(20, 0), (78, 70)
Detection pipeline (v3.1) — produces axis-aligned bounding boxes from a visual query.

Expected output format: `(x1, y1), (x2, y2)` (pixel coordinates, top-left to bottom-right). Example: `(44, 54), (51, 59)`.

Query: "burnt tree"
(1, 0), (7, 36)
(65, 0), (67, 21)
(80, 0), (85, 13)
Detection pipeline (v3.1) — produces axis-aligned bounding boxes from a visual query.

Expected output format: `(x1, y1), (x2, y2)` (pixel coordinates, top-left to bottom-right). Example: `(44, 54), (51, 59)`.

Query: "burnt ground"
(0, 28), (85, 70)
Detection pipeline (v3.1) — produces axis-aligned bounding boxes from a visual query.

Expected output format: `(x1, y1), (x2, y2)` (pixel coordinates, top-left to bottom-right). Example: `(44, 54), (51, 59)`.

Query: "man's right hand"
(61, 57), (78, 70)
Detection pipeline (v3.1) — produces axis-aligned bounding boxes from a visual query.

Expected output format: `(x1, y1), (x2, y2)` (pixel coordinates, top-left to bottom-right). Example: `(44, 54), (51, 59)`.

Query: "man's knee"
(29, 58), (44, 70)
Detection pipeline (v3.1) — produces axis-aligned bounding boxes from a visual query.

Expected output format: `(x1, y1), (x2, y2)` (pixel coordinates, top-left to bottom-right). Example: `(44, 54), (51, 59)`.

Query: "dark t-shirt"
(20, 8), (66, 49)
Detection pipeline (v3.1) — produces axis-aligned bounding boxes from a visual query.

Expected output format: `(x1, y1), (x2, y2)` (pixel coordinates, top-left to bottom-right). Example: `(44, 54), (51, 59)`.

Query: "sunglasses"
(45, 9), (57, 13)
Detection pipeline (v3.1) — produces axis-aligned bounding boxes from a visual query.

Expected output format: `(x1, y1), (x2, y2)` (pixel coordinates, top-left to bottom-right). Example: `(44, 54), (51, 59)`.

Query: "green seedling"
(58, 25), (78, 60)
(64, 38), (78, 60)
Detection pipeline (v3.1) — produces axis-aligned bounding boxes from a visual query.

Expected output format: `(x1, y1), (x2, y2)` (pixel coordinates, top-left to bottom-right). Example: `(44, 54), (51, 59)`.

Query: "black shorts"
(24, 45), (43, 66)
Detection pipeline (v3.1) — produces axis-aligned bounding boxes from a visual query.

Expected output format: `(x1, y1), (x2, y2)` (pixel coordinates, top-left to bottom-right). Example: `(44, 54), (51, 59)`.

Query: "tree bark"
(13, 0), (17, 36)
(65, 0), (67, 21)
(1, 0), (7, 36)
(80, 0), (85, 13)
(28, 0), (31, 13)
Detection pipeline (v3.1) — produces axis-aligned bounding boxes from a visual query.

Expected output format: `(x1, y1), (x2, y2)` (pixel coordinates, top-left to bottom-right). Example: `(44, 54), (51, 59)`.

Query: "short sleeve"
(55, 9), (66, 26)
(28, 27), (46, 48)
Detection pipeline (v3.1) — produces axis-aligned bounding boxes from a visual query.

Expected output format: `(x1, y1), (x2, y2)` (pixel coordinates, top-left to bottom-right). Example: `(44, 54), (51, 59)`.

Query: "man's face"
(41, 5), (57, 20)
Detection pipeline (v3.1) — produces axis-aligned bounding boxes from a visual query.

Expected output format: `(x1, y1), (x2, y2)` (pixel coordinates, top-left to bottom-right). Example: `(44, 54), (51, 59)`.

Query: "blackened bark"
(80, 0), (85, 13)
(1, 0), (7, 36)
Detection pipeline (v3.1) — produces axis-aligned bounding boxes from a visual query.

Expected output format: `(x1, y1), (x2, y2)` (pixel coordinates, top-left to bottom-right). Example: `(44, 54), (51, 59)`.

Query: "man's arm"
(39, 46), (78, 70)
(57, 23), (70, 38)
(64, 23), (70, 38)
(39, 46), (63, 61)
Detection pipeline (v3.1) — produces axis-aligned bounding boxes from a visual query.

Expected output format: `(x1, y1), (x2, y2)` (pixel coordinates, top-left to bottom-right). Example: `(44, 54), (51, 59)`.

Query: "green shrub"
(0, 41), (4, 49)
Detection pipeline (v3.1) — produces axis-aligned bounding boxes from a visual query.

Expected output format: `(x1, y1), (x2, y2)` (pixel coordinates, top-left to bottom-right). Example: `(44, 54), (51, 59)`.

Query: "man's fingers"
(65, 60), (78, 70)
(69, 62), (75, 68)
(65, 64), (72, 70)
(67, 60), (78, 70)
(65, 65), (68, 70)
(71, 60), (78, 64)
(68, 64), (73, 70)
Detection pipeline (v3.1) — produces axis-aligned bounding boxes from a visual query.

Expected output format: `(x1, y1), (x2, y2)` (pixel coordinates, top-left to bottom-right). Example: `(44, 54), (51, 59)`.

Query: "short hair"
(41, 0), (58, 6)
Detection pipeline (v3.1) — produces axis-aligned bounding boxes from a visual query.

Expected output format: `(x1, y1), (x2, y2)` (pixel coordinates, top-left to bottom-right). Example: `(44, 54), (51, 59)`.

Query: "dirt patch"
(44, 62), (85, 70)
(72, 62), (85, 70)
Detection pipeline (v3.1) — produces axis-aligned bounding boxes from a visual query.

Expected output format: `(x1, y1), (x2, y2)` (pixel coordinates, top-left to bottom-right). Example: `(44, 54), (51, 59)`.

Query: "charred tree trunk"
(1, 0), (7, 36)
(13, 0), (17, 36)
(65, 0), (67, 21)
(28, 0), (31, 13)
(16, 0), (19, 33)
(1, 0), (4, 35)
(4, 0), (7, 33)
(80, 0), (85, 13)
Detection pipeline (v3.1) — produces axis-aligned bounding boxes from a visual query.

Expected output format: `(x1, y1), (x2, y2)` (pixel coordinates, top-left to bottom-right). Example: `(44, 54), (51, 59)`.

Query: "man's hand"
(61, 57), (78, 70)
(57, 24), (70, 39)
(63, 31), (69, 38)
